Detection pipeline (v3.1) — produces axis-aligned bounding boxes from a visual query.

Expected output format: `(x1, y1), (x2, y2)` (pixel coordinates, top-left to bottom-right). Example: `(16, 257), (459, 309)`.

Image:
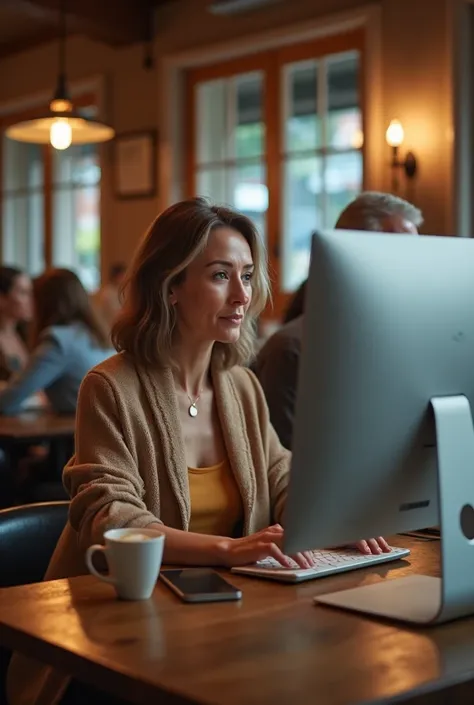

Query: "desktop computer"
(283, 229), (474, 624)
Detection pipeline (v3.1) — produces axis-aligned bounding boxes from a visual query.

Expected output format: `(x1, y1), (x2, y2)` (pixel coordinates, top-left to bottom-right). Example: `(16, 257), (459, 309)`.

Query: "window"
(195, 72), (267, 238)
(1, 99), (101, 291)
(282, 53), (362, 290)
(186, 31), (364, 315)
(52, 144), (101, 291)
(2, 141), (45, 275)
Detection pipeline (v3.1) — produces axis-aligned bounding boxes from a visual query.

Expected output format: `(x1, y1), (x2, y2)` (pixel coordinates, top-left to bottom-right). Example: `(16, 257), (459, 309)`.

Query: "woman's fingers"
(356, 540), (371, 554)
(366, 538), (382, 554)
(377, 536), (391, 552)
(355, 538), (391, 554)
(289, 552), (311, 569)
(266, 543), (295, 568)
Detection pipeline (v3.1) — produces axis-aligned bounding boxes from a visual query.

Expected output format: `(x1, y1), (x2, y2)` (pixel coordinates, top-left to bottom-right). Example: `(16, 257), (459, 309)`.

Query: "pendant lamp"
(5, 0), (115, 150)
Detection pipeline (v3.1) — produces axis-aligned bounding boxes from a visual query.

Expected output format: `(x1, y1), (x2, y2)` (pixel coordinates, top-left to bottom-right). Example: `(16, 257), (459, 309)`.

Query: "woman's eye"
(242, 272), (253, 283)
(213, 271), (228, 280)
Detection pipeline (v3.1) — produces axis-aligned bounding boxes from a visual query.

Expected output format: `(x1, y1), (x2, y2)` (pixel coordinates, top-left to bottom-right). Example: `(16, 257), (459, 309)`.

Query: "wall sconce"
(385, 120), (417, 190)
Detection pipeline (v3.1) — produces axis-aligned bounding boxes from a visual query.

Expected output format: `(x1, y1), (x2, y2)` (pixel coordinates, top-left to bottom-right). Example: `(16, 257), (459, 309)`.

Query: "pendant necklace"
(187, 390), (202, 418)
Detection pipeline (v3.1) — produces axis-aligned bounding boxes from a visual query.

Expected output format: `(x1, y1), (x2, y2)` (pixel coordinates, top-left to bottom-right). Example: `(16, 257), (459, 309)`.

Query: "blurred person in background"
(0, 268), (114, 416)
(92, 261), (127, 331)
(0, 266), (33, 381)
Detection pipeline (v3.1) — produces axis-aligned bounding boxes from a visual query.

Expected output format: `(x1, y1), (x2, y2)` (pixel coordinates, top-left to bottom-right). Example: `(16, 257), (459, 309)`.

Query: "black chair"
(0, 501), (69, 588)
(0, 501), (69, 704)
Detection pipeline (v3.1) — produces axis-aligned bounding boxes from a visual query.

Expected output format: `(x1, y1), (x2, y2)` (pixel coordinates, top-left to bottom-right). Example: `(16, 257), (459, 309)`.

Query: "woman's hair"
(112, 197), (270, 369)
(0, 266), (23, 296)
(33, 268), (109, 348)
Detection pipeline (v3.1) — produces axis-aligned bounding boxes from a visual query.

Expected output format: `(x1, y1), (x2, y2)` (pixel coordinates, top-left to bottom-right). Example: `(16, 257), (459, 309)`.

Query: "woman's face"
(0, 274), (33, 323)
(171, 226), (254, 347)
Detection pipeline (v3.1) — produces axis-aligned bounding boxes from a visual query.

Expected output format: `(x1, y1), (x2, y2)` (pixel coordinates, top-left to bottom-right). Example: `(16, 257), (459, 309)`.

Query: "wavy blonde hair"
(112, 197), (269, 369)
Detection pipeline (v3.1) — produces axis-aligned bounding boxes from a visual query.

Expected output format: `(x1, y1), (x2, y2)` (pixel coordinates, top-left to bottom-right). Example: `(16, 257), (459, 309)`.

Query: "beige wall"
(0, 0), (455, 279)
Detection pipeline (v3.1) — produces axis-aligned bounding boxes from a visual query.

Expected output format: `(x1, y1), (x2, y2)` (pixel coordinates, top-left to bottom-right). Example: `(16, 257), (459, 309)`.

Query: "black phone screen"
(160, 568), (242, 602)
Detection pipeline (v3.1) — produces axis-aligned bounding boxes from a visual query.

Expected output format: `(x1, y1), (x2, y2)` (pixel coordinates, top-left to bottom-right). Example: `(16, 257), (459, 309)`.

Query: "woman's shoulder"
(224, 364), (267, 407)
(87, 351), (138, 385)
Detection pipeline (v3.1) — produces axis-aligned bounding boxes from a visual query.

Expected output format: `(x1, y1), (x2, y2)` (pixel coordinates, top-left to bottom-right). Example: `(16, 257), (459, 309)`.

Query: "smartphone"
(160, 568), (242, 603)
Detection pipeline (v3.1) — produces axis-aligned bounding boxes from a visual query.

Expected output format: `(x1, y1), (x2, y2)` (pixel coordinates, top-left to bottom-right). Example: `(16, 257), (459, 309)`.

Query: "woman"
(7, 199), (387, 705)
(0, 268), (114, 415)
(0, 266), (33, 381)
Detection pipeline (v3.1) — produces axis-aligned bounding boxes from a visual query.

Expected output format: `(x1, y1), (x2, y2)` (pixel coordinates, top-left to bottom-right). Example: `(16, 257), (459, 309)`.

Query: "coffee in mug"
(85, 528), (165, 600)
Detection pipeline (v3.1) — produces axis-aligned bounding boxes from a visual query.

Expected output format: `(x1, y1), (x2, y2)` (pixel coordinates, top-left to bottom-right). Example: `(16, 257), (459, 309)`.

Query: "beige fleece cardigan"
(7, 352), (291, 705)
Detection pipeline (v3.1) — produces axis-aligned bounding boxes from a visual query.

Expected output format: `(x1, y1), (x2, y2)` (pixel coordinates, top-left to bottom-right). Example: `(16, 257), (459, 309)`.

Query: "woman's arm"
(148, 523), (229, 565)
(68, 373), (304, 567)
(0, 337), (66, 415)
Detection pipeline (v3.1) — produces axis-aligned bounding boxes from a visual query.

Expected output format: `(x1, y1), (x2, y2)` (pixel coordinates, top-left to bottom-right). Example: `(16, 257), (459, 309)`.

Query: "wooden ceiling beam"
(0, 0), (157, 47)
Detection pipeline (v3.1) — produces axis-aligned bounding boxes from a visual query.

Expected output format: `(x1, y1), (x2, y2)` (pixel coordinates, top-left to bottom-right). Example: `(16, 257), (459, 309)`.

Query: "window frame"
(185, 29), (365, 319)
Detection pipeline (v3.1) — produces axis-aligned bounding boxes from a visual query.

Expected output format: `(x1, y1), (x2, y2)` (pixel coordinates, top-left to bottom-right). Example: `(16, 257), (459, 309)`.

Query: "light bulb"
(351, 128), (364, 149)
(385, 119), (404, 148)
(50, 119), (72, 150)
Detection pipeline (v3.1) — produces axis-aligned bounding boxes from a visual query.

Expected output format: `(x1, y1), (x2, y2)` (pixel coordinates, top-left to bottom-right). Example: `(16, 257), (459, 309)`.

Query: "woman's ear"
(169, 289), (178, 305)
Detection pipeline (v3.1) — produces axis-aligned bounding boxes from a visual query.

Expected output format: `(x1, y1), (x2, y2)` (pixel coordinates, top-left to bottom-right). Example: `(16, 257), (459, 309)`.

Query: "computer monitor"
(283, 229), (474, 625)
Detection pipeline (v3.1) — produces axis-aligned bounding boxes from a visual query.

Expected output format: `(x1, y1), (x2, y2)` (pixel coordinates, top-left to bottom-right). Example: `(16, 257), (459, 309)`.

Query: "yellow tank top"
(188, 458), (243, 537)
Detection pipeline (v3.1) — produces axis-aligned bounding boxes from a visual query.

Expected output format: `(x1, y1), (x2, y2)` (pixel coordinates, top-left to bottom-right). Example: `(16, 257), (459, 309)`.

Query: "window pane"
(196, 167), (227, 203)
(232, 162), (267, 239)
(52, 186), (100, 291)
(284, 61), (319, 153)
(282, 156), (322, 291)
(325, 151), (363, 227)
(2, 138), (43, 192)
(2, 194), (44, 274)
(196, 80), (227, 165)
(327, 53), (361, 149)
(53, 144), (101, 186)
(235, 73), (264, 159)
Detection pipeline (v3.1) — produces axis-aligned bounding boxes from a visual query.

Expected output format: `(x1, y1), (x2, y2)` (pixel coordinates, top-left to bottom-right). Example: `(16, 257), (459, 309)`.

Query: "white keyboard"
(231, 546), (410, 583)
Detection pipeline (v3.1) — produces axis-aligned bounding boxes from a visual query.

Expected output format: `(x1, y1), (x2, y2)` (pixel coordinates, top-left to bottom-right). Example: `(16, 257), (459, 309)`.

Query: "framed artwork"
(114, 130), (157, 199)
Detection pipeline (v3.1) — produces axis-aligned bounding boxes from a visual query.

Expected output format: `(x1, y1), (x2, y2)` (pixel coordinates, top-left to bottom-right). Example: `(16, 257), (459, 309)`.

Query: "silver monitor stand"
(316, 395), (474, 625)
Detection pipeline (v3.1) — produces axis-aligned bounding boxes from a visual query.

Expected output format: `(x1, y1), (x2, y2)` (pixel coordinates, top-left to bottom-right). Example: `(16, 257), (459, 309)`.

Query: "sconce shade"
(386, 119), (404, 148)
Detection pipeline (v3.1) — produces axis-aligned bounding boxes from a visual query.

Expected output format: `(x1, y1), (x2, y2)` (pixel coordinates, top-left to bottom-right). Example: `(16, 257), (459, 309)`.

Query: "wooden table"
(0, 412), (75, 504)
(2, 537), (474, 705)
(0, 411), (75, 444)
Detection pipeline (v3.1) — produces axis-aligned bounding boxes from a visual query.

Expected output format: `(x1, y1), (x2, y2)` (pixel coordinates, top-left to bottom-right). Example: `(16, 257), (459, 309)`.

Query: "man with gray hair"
(335, 191), (423, 233)
(254, 191), (423, 450)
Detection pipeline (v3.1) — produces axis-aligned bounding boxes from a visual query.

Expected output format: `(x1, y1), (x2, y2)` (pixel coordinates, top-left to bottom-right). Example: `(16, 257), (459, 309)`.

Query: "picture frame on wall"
(114, 130), (157, 199)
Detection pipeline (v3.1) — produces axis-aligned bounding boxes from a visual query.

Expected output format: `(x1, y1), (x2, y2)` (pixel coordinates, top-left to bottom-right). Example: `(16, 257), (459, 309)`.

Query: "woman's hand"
(352, 537), (391, 555)
(217, 524), (315, 569)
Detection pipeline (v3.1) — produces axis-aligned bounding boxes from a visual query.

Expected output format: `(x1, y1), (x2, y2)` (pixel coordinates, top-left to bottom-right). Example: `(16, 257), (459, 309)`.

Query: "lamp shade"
(4, 0), (115, 150)
(385, 119), (404, 148)
(5, 110), (115, 146)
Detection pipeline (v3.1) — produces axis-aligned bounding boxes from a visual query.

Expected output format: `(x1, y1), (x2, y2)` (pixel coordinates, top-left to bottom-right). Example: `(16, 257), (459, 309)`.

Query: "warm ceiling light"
(5, 0), (114, 150)
(385, 119), (404, 148)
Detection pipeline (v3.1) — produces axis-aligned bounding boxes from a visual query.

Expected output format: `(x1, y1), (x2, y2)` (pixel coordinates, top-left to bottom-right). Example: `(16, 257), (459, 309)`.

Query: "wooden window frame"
(185, 29), (365, 319)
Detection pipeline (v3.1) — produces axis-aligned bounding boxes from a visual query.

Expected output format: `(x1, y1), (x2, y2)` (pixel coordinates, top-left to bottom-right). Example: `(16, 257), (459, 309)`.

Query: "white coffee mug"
(85, 528), (165, 600)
